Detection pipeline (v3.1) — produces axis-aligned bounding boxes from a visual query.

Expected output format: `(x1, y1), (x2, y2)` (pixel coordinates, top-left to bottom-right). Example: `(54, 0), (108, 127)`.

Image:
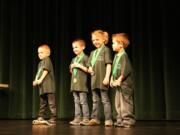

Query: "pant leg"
(91, 90), (100, 120)
(38, 94), (48, 118)
(100, 89), (112, 121)
(73, 92), (81, 118)
(120, 91), (135, 125)
(115, 89), (122, 122)
(47, 93), (57, 120)
(79, 92), (89, 119)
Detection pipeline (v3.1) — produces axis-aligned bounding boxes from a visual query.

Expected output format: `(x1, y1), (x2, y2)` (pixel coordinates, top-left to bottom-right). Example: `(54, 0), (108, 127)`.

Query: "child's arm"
(116, 75), (123, 86)
(72, 62), (88, 73)
(33, 70), (48, 86)
(103, 64), (111, 85)
(115, 55), (131, 86)
(110, 76), (114, 88)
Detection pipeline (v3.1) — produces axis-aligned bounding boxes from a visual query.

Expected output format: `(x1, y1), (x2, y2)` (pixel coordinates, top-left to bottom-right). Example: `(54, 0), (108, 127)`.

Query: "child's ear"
(46, 52), (50, 57)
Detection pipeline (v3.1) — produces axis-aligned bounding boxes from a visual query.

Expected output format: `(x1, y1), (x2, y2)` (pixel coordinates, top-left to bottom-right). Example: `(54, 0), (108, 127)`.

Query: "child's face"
(91, 34), (105, 48)
(112, 39), (123, 52)
(38, 47), (49, 60)
(72, 42), (84, 55)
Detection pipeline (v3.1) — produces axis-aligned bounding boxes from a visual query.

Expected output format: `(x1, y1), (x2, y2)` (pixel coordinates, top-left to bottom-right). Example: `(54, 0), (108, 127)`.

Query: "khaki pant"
(39, 93), (57, 120)
(115, 89), (135, 125)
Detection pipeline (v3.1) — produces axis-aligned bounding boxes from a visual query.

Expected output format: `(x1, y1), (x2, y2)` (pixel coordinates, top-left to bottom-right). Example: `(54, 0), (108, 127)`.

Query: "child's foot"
(69, 118), (82, 125)
(47, 119), (56, 125)
(79, 118), (89, 126)
(114, 121), (124, 127)
(32, 117), (50, 125)
(123, 123), (135, 128)
(36, 117), (45, 121)
(105, 120), (113, 127)
(88, 119), (100, 126)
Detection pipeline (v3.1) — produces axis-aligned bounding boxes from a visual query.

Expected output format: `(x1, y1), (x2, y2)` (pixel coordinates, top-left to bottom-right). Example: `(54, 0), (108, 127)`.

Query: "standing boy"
(110, 33), (135, 128)
(33, 44), (57, 125)
(88, 30), (113, 126)
(69, 39), (90, 126)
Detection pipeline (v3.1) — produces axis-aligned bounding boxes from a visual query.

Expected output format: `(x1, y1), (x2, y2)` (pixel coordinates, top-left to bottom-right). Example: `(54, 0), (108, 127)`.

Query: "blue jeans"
(91, 89), (112, 121)
(73, 92), (89, 119)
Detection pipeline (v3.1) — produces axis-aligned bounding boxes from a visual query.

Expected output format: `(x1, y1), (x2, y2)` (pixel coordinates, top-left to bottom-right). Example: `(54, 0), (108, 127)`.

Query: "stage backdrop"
(0, 0), (179, 120)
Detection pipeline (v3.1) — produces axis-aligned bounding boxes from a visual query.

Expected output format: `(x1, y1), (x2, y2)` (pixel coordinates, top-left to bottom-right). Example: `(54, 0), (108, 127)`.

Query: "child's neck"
(97, 44), (104, 49)
(117, 48), (125, 54)
(77, 51), (84, 57)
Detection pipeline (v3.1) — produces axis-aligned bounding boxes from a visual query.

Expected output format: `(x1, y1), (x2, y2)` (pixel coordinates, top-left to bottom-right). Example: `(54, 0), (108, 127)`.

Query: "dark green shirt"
(70, 54), (89, 92)
(88, 46), (112, 90)
(112, 52), (134, 95)
(36, 57), (55, 95)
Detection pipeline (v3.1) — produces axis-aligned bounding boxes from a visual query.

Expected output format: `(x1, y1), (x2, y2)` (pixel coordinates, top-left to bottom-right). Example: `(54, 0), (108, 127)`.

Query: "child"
(69, 39), (90, 126)
(110, 33), (135, 128)
(87, 29), (113, 126)
(33, 44), (57, 125)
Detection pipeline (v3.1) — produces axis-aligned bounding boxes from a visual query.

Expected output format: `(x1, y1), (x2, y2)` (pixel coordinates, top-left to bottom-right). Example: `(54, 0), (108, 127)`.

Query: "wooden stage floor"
(0, 120), (180, 135)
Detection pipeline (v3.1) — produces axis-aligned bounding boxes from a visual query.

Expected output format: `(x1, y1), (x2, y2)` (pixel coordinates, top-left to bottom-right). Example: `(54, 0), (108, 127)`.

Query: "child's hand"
(113, 80), (121, 87)
(70, 63), (75, 69)
(73, 62), (81, 68)
(33, 80), (42, 86)
(36, 80), (42, 85)
(110, 80), (113, 87)
(103, 77), (109, 86)
(33, 80), (38, 86)
(88, 67), (93, 74)
(117, 80), (122, 86)
(110, 78), (114, 88)
(112, 81), (118, 87)
(71, 63), (81, 69)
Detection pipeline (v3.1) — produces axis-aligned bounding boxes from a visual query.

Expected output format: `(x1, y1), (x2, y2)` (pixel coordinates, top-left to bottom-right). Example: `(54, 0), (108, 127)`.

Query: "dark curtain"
(0, 0), (179, 120)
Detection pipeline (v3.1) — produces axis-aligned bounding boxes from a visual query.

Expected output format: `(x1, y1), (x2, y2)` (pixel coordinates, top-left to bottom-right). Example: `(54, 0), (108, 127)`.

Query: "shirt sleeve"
(42, 58), (51, 72)
(120, 54), (132, 79)
(84, 55), (89, 67)
(104, 47), (112, 64)
(87, 51), (93, 67)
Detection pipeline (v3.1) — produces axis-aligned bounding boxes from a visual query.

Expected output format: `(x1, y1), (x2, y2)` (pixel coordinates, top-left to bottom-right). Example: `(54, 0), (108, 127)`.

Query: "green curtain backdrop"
(0, 0), (179, 120)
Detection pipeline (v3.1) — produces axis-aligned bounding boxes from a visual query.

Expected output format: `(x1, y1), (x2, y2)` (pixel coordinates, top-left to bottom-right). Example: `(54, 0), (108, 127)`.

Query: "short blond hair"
(112, 33), (130, 48)
(91, 29), (109, 44)
(72, 39), (86, 47)
(38, 44), (51, 56)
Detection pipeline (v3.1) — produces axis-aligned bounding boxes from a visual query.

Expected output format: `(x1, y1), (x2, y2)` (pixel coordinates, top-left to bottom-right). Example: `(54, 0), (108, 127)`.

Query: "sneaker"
(69, 118), (82, 125)
(80, 118), (89, 126)
(105, 120), (113, 127)
(114, 122), (123, 127)
(36, 117), (45, 121)
(32, 117), (47, 125)
(123, 124), (134, 128)
(88, 119), (100, 126)
(48, 119), (56, 125)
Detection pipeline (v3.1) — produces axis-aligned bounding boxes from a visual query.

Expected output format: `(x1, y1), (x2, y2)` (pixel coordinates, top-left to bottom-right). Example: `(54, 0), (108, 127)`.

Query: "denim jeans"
(91, 89), (112, 121)
(73, 92), (89, 119)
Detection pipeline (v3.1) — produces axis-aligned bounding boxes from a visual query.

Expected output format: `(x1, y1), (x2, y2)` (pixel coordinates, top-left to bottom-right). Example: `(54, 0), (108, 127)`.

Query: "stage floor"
(0, 120), (180, 135)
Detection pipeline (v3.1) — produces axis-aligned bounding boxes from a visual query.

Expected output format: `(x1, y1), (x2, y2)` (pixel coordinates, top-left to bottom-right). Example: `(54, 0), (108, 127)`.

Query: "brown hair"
(38, 44), (51, 56)
(72, 39), (86, 47)
(91, 29), (109, 44)
(112, 33), (130, 48)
